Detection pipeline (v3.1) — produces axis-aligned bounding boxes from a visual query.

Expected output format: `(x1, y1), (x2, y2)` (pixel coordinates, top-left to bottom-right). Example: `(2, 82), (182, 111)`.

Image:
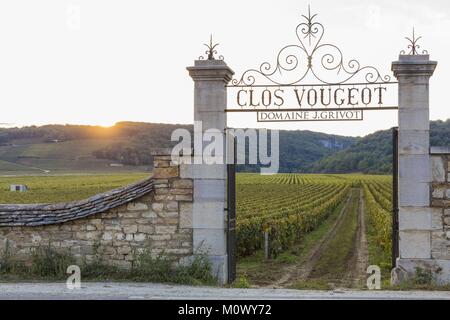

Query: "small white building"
(109, 163), (124, 167)
(10, 184), (28, 192)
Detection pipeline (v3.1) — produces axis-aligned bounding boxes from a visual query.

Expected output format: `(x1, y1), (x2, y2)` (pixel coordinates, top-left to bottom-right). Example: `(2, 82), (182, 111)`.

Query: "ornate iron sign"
(226, 6), (398, 121)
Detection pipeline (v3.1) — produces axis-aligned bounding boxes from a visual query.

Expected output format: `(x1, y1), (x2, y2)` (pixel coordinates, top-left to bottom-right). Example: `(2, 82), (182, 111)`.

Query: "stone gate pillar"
(392, 54), (437, 282)
(187, 57), (234, 284)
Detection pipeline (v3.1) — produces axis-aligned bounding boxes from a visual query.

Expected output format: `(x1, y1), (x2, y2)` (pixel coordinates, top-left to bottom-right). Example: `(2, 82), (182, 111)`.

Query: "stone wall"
(430, 147), (450, 264)
(0, 149), (193, 268)
(393, 146), (450, 284)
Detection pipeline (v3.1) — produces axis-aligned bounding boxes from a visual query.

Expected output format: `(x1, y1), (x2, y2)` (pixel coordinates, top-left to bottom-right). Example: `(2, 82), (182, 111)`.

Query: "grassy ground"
(0, 173), (150, 204)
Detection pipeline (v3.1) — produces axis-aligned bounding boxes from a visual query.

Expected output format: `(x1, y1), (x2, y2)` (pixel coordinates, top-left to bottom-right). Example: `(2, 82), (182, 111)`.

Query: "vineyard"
(0, 173), (149, 204)
(236, 173), (393, 266)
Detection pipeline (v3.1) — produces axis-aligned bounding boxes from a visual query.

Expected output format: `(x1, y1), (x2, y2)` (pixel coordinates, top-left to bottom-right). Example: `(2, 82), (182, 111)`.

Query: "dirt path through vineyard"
(265, 188), (369, 289)
(351, 189), (370, 287)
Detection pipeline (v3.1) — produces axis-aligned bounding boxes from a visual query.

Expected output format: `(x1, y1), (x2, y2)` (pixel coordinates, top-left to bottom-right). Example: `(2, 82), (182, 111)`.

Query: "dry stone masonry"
(430, 147), (450, 264)
(0, 149), (193, 269)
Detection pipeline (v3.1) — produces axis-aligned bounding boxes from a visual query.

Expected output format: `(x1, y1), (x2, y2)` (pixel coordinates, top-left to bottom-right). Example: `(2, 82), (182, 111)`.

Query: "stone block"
(135, 219), (151, 225)
(398, 131), (429, 155)
(152, 154), (172, 160)
(193, 201), (226, 229)
(152, 203), (164, 212)
(120, 219), (138, 225)
(399, 155), (430, 183)
(148, 234), (171, 241)
(123, 226), (138, 234)
(431, 156), (446, 183)
(102, 232), (113, 241)
(193, 109), (227, 130)
(164, 248), (191, 255)
(158, 211), (179, 219)
(208, 254), (228, 285)
(153, 160), (170, 168)
(154, 194), (176, 202)
(153, 178), (169, 185)
(182, 241), (192, 248)
(432, 188), (445, 199)
(180, 164), (193, 179)
(194, 179), (226, 202)
(115, 233), (125, 241)
(117, 246), (132, 255)
(443, 216), (450, 226)
(399, 207), (432, 231)
(133, 233), (147, 242)
(180, 203), (193, 229)
(155, 188), (169, 195)
(399, 231), (431, 259)
(103, 218), (120, 226)
(118, 212), (139, 218)
(175, 195), (193, 201)
(398, 108), (429, 131)
(125, 234), (133, 241)
(165, 201), (179, 212)
(431, 208), (444, 230)
(170, 188), (192, 195)
(399, 180), (430, 207)
(193, 228), (226, 256)
(191, 163), (227, 179)
(171, 179), (193, 189)
(127, 202), (149, 211)
(141, 211), (157, 218)
(104, 225), (122, 231)
(155, 226), (177, 234)
(153, 166), (179, 179)
(84, 231), (101, 241)
(432, 199), (450, 207)
(90, 219), (102, 226)
(431, 231), (450, 259)
(86, 225), (96, 231)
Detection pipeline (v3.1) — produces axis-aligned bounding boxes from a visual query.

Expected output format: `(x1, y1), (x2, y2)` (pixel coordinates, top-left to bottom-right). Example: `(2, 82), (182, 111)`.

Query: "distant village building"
(10, 184), (28, 192)
(109, 163), (124, 167)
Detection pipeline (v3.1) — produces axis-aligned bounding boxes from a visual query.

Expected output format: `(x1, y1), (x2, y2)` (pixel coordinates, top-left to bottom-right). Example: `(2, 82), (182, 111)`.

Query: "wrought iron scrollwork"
(400, 28), (428, 55)
(231, 6), (391, 86)
(199, 35), (224, 61)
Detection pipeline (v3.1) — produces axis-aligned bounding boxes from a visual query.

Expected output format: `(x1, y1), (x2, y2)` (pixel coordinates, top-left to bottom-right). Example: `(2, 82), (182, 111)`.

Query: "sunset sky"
(0, 0), (448, 136)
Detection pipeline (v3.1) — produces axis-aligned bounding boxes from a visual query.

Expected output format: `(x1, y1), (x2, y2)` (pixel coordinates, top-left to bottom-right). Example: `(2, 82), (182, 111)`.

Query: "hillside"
(238, 130), (355, 173)
(0, 120), (448, 174)
(0, 122), (355, 174)
(312, 119), (450, 174)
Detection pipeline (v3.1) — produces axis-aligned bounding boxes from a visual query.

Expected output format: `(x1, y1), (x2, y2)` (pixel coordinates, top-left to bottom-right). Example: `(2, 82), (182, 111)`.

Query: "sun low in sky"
(0, 0), (448, 136)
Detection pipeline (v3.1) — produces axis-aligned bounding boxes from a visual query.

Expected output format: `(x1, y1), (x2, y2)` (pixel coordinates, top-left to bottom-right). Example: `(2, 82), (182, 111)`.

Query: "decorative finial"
(199, 35), (224, 61)
(301, 5), (318, 46)
(401, 28), (428, 55)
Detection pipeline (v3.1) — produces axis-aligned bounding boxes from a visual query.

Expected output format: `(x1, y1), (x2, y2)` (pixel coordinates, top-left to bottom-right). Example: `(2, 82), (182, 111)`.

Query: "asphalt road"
(0, 282), (449, 300)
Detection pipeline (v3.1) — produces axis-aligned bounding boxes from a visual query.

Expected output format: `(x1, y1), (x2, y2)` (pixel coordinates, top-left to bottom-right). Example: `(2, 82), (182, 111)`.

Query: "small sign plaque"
(257, 109), (364, 122)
